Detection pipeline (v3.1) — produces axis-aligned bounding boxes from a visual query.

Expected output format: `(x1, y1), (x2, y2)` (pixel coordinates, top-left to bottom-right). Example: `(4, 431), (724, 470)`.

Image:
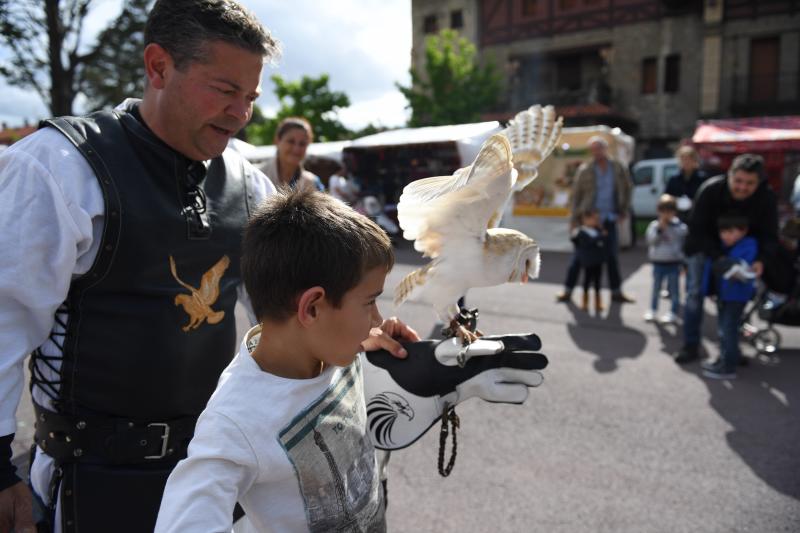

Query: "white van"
(631, 158), (679, 219)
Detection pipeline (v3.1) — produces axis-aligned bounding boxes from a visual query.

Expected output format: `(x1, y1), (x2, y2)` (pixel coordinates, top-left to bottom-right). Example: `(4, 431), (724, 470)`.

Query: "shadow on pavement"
(565, 299), (648, 373)
(679, 349), (800, 500)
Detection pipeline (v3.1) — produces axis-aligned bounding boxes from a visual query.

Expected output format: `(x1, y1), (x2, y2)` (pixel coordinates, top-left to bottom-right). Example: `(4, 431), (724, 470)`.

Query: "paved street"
(11, 242), (800, 532)
(381, 243), (800, 533)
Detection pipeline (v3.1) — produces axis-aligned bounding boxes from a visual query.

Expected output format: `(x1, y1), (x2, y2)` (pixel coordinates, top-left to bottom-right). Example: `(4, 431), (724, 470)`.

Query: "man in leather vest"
(0, 2), (420, 531)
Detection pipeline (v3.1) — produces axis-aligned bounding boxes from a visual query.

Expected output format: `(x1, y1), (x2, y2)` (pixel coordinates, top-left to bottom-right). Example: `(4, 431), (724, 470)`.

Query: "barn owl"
(393, 134), (537, 343)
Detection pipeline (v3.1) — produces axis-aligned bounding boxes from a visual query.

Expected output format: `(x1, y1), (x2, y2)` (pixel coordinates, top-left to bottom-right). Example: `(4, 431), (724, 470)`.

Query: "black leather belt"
(33, 404), (197, 465)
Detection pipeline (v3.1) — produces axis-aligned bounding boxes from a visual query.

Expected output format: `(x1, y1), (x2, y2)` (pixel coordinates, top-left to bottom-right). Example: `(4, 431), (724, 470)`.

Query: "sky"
(0, 0), (413, 130)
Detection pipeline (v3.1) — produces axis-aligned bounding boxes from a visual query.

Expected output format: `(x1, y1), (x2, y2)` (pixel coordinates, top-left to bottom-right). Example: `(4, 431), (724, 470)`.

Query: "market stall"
(692, 116), (800, 202)
(342, 121), (503, 205)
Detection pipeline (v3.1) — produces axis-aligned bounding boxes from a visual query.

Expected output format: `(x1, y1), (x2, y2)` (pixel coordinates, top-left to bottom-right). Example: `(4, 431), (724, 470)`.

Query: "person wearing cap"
(556, 135), (635, 304)
(675, 153), (779, 364)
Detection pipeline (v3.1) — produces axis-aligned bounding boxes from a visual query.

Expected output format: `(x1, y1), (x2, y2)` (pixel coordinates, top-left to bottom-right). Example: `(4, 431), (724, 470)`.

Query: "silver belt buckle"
(145, 422), (171, 459)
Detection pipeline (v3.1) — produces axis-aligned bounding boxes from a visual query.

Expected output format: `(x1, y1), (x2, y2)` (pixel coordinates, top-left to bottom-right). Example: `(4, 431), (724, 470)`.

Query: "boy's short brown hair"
(657, 194), (677, 213)
(242, 190), (394, 322)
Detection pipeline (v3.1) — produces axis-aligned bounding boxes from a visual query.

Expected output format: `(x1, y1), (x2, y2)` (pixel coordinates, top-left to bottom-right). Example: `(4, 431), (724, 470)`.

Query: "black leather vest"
(38, 104), (253, 420)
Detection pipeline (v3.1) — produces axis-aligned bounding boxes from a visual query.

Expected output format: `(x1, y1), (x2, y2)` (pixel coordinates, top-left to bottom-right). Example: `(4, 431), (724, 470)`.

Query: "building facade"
(411, 0), (800, 158)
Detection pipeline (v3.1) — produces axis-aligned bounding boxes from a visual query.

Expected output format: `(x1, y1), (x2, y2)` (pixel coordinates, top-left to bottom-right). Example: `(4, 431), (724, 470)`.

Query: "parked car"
(631, 158), (679, 219)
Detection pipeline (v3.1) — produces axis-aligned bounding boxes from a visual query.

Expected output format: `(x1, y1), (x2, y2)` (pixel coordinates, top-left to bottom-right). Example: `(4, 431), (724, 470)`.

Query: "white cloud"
(338, 91), (409, 129)
(241, 0), (412, 129)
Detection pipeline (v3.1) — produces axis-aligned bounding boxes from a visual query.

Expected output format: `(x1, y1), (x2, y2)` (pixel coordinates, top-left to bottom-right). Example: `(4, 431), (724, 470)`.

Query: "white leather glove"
(362, 333), (547, 450)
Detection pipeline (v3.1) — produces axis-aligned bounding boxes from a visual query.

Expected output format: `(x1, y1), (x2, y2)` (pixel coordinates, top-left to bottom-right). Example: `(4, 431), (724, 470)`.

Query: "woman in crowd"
(261, 116), (325, 192)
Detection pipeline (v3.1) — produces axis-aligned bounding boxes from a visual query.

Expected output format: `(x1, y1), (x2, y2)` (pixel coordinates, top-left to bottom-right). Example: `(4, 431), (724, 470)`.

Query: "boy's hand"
(361, 317), (420, 359)
(752, 260), (764, 277)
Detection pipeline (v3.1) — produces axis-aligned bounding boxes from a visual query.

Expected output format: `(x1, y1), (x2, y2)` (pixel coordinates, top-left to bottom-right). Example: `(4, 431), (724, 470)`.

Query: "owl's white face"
(509, 244), (540, 284)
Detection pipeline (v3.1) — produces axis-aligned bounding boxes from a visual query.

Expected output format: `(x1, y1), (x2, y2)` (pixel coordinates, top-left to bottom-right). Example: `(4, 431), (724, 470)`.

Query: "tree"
(397, 29), (501, 127)
(246, 73), (352, 145)
(81, 0), (150, 111)
(0, 0), (149, 117)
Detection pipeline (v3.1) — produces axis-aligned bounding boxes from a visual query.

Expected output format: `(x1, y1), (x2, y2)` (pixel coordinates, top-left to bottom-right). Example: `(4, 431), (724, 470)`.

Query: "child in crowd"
(155, 190), (394, 532)
(571, 207), (607, 313)
(700, 215), (758, 380)
(644, 195), (687, 323)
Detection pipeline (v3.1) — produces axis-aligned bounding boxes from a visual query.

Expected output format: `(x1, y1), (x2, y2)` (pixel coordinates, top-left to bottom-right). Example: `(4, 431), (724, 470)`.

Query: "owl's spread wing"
(397, 134), (516, 258)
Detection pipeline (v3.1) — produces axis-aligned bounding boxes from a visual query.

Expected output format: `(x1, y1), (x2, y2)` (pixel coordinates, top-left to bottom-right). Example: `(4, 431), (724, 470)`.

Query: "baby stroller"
(740, 285), (783, 355)
(740, 244), (800, 354)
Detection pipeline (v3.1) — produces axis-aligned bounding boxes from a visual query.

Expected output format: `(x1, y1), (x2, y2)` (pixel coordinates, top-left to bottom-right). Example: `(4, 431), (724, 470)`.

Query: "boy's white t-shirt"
(155, 326), (385, 533)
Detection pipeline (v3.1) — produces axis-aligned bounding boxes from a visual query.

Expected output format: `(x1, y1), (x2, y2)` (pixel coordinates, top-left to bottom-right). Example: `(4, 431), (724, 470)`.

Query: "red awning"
(692, 116), (800, 153)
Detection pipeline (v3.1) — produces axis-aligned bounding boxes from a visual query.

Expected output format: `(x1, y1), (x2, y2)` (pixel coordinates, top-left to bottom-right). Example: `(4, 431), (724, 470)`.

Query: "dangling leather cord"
(438, 404), (460, 477)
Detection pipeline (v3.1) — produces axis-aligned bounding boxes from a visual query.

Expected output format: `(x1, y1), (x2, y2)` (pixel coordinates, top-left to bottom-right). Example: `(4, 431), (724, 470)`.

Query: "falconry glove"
(362, 333), (548, 451)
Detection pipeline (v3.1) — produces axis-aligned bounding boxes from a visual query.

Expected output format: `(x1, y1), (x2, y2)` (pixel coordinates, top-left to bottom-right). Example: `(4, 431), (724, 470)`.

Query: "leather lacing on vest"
(30, 302), (69, 404)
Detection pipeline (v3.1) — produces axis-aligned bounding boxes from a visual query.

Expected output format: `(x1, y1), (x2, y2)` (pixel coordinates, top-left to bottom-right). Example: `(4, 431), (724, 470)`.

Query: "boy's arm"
(644, 221), (660, 245)
(155, 412), (258, 533)
(361, 317), (420, 359)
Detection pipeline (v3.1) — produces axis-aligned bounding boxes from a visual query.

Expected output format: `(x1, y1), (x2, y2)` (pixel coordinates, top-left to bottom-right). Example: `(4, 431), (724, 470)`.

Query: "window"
(749, 37), (780, 102)
(633, 165), (654, 186)
(664, 54), (680, 93)
(522, 0), (539, 16)
(556, 55), (582, 91)
(450, 9), (463, 29)
(423, 14), (438, 34)
(641, 57), (657, 94)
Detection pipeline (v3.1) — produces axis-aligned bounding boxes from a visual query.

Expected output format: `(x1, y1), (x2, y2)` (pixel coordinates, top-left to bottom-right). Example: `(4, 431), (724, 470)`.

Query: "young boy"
(155, 190), (394, 532)
(644, 195), (687, 323)
(700, 215), (758, 380)
(570, 207), (607, 312)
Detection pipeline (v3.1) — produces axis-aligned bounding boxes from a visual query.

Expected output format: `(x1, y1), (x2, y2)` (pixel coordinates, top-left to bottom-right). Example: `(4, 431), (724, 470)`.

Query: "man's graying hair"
(145, 0), (280, 70)
(729, 153), (765, 181)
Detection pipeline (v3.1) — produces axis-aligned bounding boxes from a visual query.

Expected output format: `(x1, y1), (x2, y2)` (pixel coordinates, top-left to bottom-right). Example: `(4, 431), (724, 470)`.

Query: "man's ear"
(297, 287), (327, 327)
(143, 43), (173, 90)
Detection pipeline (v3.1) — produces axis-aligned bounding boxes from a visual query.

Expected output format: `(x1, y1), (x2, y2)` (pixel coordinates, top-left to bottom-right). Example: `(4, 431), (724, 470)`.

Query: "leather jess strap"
(33, 404), (197, 465)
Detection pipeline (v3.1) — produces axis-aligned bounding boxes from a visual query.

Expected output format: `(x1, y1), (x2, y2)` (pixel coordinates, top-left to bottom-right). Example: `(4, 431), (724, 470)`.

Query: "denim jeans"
(683, 253), (706, 347)
(564, 219), (621, 292)
(651, 263), (680, 314)
(717, 300), (746, 371)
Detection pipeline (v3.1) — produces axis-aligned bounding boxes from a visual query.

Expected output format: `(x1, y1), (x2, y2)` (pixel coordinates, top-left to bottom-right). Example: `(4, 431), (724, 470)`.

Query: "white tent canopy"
(348, 121), (503, 166)
(228, 138), (351, 166)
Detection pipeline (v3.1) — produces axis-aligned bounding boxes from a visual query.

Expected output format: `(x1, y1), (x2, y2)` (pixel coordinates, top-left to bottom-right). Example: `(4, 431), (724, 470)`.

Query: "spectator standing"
(328, 163), (360, 205)
(556, 136), (635, 304)
(644, 195), (687, 323)
(675, 153), (779, 364)
(664, 146), (708, 222)
(262, 116), (325, 192)
(570, 208), (607, 313)
(699, 215), (758, 379)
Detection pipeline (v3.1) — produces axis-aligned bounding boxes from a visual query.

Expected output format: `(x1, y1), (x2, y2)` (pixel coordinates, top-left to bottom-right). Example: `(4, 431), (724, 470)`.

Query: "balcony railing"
(730, 73), (800, 116)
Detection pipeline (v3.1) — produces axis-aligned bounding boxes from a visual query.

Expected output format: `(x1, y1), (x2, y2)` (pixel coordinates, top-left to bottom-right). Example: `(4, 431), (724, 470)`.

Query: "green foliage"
(81, 0), (151, 111)
(0, 0), (151, 116)
(397, 29), (501, 127)
(246, 73), (352, 144)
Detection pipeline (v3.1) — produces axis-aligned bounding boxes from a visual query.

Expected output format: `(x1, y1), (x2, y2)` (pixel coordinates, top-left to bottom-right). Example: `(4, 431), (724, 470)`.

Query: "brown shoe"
(595, 292), (604, 312)
(611, 292), (635, 303)
(580, 291), (589, 311)
(555, 291), (572, 303)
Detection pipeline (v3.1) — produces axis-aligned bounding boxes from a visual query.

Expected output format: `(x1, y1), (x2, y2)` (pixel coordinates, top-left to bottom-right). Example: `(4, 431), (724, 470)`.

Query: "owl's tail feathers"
(394, 263), (432, 307)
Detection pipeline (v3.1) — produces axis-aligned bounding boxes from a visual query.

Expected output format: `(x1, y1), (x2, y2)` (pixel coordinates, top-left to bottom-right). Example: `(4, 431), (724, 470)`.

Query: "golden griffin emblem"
(169, 255), (230, 332)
